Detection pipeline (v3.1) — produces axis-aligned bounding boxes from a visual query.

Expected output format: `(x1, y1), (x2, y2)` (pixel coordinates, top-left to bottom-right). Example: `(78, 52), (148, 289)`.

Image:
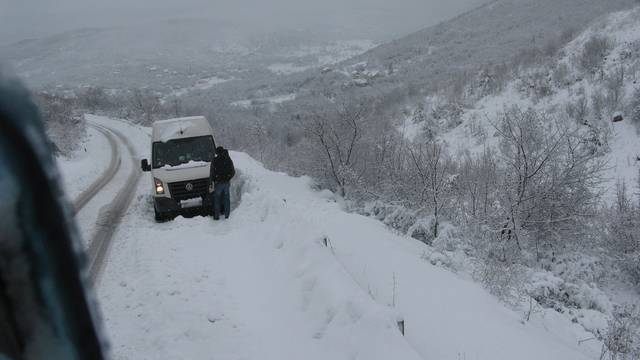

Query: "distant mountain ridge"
(1, 0), (638, 110)
(320, 0), (639, 94)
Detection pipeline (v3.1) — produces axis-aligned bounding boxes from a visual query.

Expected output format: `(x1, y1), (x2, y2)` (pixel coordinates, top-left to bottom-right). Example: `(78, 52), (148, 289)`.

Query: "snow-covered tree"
(303, 96), (371, 197)
(578, 35), (613, 76)
(407, 139), (456, 239)
(493, 107), (605, 260)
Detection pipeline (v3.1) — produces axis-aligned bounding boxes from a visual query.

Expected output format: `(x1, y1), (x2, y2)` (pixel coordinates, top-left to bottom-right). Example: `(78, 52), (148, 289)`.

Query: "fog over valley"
(0, 0), (487, 45)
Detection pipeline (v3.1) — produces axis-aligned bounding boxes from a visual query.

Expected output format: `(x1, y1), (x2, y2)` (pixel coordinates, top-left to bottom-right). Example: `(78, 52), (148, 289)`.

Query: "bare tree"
(407, 139), (455, 239)
(456, 148), (499, 222)
(130, 88), (161, 124)
(493, 107), (605, 260)
(304, 97), (369, 197)
(605, 65), (626, 112)
(248, 118), (268, 163)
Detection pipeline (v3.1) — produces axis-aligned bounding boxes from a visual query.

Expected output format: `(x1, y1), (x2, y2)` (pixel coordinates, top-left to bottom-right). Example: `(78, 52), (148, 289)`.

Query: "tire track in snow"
(72, 124), (121, 214)
(86, 123), (142, 283)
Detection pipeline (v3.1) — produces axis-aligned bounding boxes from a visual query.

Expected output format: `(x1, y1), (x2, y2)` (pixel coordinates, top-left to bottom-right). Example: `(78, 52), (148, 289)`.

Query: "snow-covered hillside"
(295, 0), (637, 97)
(428, 6), (640, 201)
(368, 9), (640, 350)
(57, 117), (603, 360)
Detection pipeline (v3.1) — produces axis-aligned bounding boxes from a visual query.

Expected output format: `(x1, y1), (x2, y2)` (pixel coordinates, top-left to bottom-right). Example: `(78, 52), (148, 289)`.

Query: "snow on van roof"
(152, 116), (212, 143)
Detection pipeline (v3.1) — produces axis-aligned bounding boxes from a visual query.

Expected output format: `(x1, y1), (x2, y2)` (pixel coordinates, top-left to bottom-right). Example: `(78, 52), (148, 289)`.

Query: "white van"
(140, 116), (216, 221)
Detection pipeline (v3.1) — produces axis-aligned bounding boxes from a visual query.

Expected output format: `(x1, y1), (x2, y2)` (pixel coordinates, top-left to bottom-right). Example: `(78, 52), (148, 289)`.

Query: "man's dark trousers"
(213, 182), (231, 219)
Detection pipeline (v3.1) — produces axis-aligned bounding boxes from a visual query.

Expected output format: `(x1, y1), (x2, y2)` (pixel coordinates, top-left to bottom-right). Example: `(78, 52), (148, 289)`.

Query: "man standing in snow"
(210, 146), (236, 220)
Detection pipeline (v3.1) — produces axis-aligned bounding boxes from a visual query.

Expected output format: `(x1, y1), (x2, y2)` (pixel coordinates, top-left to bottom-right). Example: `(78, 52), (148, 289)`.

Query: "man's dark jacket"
(211, 149), (235, 184)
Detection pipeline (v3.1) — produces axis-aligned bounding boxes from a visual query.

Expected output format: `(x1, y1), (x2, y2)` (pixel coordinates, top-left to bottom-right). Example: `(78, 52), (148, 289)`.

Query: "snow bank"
(98, 152), (420, 360)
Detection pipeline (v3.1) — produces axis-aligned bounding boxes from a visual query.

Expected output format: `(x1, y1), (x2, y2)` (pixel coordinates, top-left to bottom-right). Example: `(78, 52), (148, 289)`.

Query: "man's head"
(216, 146), (224, 155)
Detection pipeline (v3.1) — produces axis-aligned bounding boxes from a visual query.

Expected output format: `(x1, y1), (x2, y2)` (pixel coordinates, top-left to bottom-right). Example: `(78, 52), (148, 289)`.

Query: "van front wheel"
(154, 208), (164, 222)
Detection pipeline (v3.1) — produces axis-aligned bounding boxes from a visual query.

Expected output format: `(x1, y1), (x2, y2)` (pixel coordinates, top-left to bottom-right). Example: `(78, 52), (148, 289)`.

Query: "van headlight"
(154, 178), (165, 195)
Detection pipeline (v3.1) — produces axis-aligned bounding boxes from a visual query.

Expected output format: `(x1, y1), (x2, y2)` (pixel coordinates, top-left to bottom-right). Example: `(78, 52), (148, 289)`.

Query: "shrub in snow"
(362, 201), (417, 235)
(549, 254), (608, 289)
(550, 253), (613, 314)
(475, 256), (526, 304)
(430, 222), (461, 252)
(601, 304), (640, 360)
(571, 308), (609, 336)
(526, 271), (564, 302)
(573, 284), (613, 314)
(420, 249), (454, 269)
(407, 216), (435, 245)
(525, 267), (612, 315)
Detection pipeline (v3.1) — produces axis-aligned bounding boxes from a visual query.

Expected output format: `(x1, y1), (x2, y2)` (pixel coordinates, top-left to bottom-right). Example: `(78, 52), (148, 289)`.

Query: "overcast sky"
(0, 0), (486, 45)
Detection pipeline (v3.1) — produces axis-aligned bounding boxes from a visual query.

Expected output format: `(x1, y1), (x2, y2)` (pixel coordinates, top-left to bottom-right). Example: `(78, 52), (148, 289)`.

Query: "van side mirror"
(141, 159), (151, 172)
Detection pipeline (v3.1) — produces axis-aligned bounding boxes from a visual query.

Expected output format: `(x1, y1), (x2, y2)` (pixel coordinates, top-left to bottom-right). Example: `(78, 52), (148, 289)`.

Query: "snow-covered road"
(57, 115), (150, 282)
(59, 116), (605, 360)
(72, 124), (120, 214)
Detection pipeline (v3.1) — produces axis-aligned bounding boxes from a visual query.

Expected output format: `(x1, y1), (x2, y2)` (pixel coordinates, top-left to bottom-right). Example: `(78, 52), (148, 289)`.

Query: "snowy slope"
(302, 0), (637, 96)
(428, 6), (640, 202)
(85, 118), (601, 360)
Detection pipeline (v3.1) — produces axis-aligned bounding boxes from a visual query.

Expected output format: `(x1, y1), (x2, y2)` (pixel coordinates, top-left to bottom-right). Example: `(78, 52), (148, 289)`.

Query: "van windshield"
(152, 136), (215, 169)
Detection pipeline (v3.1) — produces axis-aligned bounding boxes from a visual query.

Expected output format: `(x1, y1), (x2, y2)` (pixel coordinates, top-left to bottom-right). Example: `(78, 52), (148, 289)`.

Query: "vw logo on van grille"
(185, 183), (194, 192)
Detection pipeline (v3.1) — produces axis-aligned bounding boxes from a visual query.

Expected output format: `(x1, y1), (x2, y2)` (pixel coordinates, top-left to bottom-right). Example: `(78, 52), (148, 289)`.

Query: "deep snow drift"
(67, 118), (604, 360)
